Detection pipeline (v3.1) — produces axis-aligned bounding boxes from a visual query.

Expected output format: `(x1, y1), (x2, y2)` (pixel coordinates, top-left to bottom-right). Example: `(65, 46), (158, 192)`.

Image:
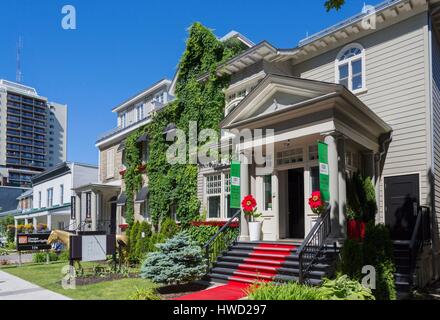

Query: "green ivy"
(123, 23), (247, 228)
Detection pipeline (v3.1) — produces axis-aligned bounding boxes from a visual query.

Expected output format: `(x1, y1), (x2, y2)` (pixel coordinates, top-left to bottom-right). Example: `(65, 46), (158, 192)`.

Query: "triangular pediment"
(221, 74), (340, 128)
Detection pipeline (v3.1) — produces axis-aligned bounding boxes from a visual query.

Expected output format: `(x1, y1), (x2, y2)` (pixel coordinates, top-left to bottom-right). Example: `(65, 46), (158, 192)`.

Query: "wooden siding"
(293, 13), (430, 221)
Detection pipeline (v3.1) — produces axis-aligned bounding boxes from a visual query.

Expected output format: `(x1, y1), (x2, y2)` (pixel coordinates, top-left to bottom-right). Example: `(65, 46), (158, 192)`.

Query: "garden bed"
(74, 273), (139, 286)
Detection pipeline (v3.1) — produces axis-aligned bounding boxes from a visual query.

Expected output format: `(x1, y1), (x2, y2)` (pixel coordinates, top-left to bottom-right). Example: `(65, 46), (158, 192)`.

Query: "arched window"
(335, 43), (366, 92)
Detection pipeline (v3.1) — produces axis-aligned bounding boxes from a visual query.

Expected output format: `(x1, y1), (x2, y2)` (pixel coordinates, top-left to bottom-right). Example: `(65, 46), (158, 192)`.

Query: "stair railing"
(204, 210), (241, 274)
(409, 206), (431, 280)
(297, 205), (332, 284)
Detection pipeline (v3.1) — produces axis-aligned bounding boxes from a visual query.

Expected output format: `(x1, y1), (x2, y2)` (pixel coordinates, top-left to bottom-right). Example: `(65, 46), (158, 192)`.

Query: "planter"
(347, 219), (366, 241)
(248, 221), (262, 242)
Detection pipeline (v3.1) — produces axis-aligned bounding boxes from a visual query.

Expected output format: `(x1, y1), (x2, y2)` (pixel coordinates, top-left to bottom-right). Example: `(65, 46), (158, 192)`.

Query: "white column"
(324, 134), (340, 238)
(24, 218), (29, 225)
(272, 171), (280, 241)
(91, 192), (98, 231)
(33, 217), (37, 232)
(14, 219), (18, 242)
(47, 214), (52, 231)
(239, 152), (250, 241)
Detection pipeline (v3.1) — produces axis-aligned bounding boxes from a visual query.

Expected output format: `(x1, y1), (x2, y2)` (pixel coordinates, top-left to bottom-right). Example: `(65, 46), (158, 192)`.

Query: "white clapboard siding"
(293, 13), (429, 220)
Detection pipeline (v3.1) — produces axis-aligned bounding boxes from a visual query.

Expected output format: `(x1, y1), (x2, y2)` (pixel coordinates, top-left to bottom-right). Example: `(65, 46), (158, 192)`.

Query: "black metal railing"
(409, 206), (431, 280)
(298, 206), (332, 284)
(204, 210), (241, 274)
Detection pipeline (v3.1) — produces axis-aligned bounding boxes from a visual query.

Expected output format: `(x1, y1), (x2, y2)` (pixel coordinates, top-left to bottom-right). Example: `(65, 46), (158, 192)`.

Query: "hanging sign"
(230, 160), (241, 209)
(318, 141), (330, 203)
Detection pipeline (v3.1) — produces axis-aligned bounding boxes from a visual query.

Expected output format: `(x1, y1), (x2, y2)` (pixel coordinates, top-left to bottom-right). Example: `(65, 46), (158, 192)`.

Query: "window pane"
(208, 196), (221, 218)
(352, 75), (363, 90)
(264, 175), (272, 211)
(225, 195), (235, 218)
(340, 78), (349, 89)
(310, 167), (320, 192)
(339, 64), (349, 80)
(352, 59), (362, 75)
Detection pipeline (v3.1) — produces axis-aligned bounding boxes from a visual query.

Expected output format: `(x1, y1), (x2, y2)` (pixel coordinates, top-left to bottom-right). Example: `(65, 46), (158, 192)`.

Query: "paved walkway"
(0, 270), (70, 300)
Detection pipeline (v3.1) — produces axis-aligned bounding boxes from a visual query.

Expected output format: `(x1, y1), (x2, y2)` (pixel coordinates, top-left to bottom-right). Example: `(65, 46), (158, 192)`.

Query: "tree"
(325, 0), (346, 11)
(140, 232), (205, 285)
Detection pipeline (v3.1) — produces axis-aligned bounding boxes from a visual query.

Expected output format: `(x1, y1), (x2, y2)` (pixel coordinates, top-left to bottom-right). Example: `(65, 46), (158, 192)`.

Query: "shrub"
(129, 287), (161, 300)
(340, 239), (363, 279)
(128, 222), (140, 264)
(362, 222), (396, 300)
(362, 177), (377, 222)
(32, 252), (59, 263)
(58, 250), (70, 261)
(135, 221), (153, 259)
(319, 275), (375, 300)
(159, 218), (179, 238)
(140, 232), (205, 285)
(247, 282), (324, 300)
(188, 225), (219, 246)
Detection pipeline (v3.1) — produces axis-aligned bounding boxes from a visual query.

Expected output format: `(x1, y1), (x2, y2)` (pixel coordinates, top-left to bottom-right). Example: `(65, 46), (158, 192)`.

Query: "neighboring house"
(73, 79), (174, 234)
(194, 0), (440, 284)
(12, 162), (98, 232)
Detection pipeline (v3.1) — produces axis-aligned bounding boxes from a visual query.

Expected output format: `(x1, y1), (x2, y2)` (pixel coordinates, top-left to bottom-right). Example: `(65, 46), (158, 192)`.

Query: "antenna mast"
(16, 36), (23, 83)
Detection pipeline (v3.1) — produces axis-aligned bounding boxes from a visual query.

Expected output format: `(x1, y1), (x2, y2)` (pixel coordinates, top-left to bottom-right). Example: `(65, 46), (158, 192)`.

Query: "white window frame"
(47, 188), (53, 208)
(60, 184), (64, 205)
(335, 43), (366, 94)
(136, 104), (144, 122)
(120, 112), (127, 128)
(205, 171), (231, 220)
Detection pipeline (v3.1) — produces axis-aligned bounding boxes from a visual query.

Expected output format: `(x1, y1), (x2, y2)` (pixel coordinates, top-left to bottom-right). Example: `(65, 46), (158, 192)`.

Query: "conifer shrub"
(340, 239), (363, 279)
(140, 232), (205, 285)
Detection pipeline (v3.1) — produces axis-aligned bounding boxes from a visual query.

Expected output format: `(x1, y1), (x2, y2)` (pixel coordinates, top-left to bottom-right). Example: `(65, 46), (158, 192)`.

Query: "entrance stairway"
(207, 241), (338, 286)
(392, 240), (412, 295)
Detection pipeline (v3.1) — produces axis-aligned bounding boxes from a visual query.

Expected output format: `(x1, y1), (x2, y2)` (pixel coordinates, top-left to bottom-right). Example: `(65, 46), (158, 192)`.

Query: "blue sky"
(0, 0), (383, 165)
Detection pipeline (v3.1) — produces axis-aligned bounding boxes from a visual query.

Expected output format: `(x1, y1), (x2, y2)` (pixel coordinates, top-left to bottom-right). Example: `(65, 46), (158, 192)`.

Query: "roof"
(0, 187), (30, 214)
(112, 79), (172, 113)
(31, 162), (98, 185)
(214, 0), (427, 76)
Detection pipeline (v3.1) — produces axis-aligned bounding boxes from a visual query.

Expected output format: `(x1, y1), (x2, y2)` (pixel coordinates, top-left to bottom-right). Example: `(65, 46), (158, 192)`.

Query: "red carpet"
(174, 243), (296, 301)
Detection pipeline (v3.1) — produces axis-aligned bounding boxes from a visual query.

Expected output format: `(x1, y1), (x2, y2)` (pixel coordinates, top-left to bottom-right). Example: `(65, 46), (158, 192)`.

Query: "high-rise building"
(0, 79), (67, 187)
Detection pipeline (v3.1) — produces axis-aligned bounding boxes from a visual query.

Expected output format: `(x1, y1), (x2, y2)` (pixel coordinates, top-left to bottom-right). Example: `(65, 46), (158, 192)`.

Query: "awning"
(135, 187), (149, 203)
(163, 123), (177, 135)
(117, 192), (127, 206)
(137, 133), (149, 143)
(117, 141), (126, 152)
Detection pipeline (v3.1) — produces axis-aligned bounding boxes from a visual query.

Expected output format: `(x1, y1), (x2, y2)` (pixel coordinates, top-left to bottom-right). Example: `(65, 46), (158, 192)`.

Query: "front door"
(384, 174), (419, 240)
(288, 168), (305, 239)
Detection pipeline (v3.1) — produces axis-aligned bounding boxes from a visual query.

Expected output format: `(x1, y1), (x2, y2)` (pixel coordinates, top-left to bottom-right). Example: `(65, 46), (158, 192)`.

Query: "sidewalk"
(0, 270), (71, 300)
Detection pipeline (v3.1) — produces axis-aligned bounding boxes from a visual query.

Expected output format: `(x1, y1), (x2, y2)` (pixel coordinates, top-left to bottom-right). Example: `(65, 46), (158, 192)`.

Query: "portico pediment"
(221, 74), (341, 129)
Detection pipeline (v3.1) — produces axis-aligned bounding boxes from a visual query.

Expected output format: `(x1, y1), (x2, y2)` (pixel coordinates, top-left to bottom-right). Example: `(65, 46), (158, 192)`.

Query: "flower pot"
(248, 221), (262, 242)
(347, 219), (366, 241)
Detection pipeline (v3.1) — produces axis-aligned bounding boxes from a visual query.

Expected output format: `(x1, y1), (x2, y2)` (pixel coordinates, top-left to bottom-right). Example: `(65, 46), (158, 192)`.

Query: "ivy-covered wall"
(123, 22), (248, 227)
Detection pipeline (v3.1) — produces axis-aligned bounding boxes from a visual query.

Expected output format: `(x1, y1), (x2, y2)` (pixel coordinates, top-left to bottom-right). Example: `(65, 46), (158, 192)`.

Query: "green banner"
(318, 141), (330, 203)
(230, 160), (241, 209)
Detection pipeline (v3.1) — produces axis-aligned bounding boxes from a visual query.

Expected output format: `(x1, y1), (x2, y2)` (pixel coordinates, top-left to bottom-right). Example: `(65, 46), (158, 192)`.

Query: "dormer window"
(136, 104), (144, 121)
(336, 43), (366, 93)
(120, 112), (127, 128)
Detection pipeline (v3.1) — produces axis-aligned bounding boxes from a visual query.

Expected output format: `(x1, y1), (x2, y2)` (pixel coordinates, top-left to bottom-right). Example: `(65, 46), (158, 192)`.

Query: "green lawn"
(1, 262), (155, 300)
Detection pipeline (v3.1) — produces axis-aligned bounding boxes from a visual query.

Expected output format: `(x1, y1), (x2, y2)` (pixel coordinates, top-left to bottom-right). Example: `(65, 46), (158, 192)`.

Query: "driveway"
(0, 270), (70, 300)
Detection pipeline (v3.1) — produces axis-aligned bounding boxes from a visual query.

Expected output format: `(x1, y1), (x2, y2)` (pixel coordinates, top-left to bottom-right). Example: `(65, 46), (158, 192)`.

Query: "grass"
(0, 262), (155, 300)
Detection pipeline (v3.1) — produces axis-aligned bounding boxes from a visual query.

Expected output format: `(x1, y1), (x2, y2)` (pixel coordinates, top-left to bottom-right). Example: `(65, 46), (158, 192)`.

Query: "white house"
(14, 162), (98, 231)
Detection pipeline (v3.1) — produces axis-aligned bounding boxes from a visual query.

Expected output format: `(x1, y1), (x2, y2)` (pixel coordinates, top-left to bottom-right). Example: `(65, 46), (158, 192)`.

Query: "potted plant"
(346, 207), (366, 241)
(242, 195), (263, 242)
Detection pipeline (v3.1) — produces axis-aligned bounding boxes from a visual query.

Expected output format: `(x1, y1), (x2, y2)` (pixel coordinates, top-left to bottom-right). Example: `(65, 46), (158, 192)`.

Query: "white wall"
(33, 173), (72, 209)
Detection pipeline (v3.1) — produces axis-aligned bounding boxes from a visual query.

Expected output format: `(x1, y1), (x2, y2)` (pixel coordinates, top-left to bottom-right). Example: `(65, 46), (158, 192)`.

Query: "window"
(206, 172), (233, 219)
(86, 192), (92, 219)
(136, 104), (144, 121)
(58, 221), (65, 230)
(142, 142), (149, 163)
(310, 166), (320, 193)
(309, 145), (319, 161)
(277, 148), (303, 165)
(71, 196), (76, 220)
(47, 188), (53, 208)
(106, 149), (114, 178)
(142, 194), (150, 220)
(60, 184), (64, 204)
(263, 175), (273, 211)
(336, 44), (365, 92)
(120, 112), (127, 128)
(38, 191), (42, 208)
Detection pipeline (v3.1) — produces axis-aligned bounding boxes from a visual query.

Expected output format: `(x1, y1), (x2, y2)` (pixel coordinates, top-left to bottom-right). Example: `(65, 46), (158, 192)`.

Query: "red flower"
(119, 224), (129, 231)
(308, 191), (322, 209)
(241, 195), (257, 213)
